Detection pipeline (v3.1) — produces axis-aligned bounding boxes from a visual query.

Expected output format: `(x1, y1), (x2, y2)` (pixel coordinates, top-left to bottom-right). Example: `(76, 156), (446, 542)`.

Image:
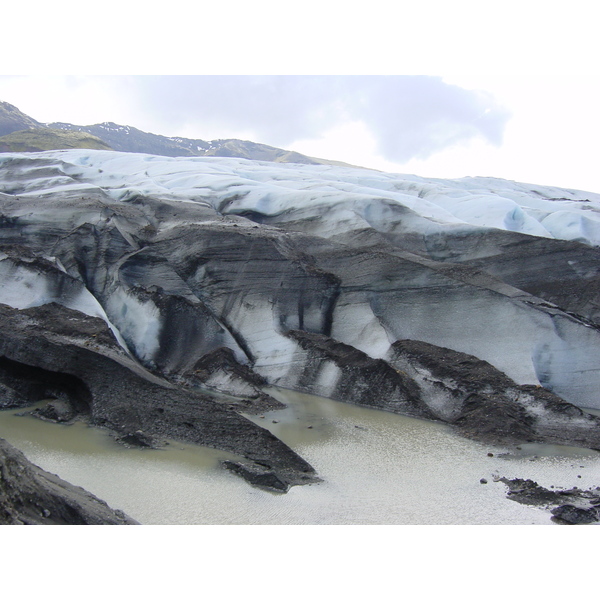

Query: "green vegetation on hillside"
(0, 128), (112, 152)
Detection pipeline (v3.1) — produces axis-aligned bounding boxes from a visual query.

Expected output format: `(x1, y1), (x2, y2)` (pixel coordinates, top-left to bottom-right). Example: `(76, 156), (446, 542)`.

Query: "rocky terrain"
(0, 437), (136, 524)
(1, 146), (600, 508)
(0, 101), (40, 137)
(0, 301), (317, 493)
(498, 477), (600, 524)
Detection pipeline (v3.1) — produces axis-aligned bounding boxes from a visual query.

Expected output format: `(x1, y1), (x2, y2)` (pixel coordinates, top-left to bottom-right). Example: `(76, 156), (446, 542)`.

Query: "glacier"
(1, 149), (600, 491)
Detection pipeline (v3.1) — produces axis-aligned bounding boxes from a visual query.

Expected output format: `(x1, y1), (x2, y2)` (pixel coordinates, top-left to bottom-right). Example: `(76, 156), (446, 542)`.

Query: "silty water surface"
(1, 388), (599, 525)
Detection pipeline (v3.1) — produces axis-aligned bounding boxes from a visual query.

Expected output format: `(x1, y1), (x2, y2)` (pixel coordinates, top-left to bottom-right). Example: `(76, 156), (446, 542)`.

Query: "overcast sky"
(2, 1), (599, 195)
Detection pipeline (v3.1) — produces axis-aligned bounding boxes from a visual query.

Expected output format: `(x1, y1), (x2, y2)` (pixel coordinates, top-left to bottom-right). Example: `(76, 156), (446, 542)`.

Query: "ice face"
(541, 210), (600, 245)
(531, 319), (600, 408)
(105, 287), (162, 364)
(217, 292), (300, 377)
(0, 255), (129, 351)
(0, 259), (57, 309)
(2, 149), (600, 412)
(330, 300), (392, 359)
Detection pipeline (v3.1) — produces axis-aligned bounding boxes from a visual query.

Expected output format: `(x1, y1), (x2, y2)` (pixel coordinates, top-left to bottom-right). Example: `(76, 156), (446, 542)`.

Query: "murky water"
(1, 389), (599, 525)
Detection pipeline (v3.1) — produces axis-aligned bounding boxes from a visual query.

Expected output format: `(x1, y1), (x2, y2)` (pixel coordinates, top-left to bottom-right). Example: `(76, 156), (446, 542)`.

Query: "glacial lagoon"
(1, 388), (599, 525)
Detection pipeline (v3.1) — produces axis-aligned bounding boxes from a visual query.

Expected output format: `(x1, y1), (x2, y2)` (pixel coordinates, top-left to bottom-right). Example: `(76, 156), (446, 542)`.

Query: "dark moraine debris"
(0, 437), (137, 525)
(30, 398), (77, 423)
(222, 460), (320, 493)
(453, 392), (536, 444)
(278, 331), (600, 451)
(0, 302), (318, 491)
(387, 339), (600, 450)
(498, 477), (600, 524)
(0, 381), (28, 409)
(285, 330), (434, 419)
(184, 347), (285, 415)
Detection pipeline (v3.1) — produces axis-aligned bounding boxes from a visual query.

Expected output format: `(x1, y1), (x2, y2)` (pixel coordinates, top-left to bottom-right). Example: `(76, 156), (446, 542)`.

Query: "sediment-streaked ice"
(0, 255), (129, 351)
(2, 149), (600, 410)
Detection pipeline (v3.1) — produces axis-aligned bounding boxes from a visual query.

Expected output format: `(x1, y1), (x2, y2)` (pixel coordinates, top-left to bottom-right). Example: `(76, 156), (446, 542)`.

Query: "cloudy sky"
(2, 2), (599, 195)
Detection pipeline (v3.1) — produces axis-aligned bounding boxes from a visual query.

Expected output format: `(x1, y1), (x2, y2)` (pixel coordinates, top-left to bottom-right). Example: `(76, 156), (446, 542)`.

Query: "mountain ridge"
(0, 101), (41, 136)
(0, 100), (358, 167)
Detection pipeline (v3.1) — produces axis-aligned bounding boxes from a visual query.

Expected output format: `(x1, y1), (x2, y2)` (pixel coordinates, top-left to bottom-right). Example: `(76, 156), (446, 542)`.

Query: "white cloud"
(107, 75), (510, 164)
(2, 0), (599, 194)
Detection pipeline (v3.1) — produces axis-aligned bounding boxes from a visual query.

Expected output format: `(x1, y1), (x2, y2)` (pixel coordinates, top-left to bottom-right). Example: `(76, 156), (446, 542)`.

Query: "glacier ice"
(1, 149), (600, 415)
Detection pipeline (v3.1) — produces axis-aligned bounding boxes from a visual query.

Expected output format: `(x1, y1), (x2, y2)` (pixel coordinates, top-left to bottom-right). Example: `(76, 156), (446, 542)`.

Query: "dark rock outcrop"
(551, 504), (599, 525)
(285, 330), (433, 419)
(31, 398), (77, 423)
(387, 339), (600, 449)
(499, 477), (600, 524)
(278, 332), (600, 449)
(0, 302), (318, 491)
(0, 437), (137, 525)
(222, 460), (317, 493)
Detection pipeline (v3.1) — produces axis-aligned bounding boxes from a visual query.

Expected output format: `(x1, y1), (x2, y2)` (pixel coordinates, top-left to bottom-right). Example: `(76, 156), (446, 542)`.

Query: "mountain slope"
(0, 128), (112, 152)
(0, 101), (41, 136)
(47, 120), (355, 166)
(0, 100), (355, 166)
